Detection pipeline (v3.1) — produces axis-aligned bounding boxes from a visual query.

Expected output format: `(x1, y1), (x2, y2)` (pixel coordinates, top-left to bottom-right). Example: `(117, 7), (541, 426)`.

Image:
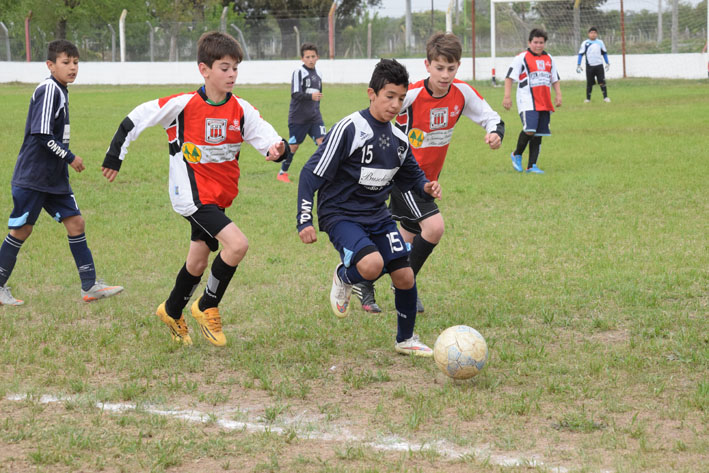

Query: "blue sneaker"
(526, 164), (545, 174)
(510, 153), (523, 172)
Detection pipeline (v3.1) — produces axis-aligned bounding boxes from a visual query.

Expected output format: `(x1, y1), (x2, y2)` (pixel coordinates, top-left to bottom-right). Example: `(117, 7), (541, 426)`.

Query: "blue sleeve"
(290, 69), (310, 102)
(29, 83), (57, 135)
(393, 148), (431, 201)
(602, 52), (609, 64)
(577, 53), (583, 65)
(33, 133), (75, 163)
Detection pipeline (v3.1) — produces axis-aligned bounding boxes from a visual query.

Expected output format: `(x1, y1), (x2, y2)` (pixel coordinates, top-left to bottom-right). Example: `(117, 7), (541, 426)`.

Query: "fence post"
(107, 23), (116, 62)
(367, 22), (371, 59)
(293, 25), (300, 57)
(229, 24), (250, 60)
(119, 9), (127, 62)
(328, 1), (336, 59)
(220, 6), (228, 33)
(25, 10), (32, 62)
(405, 0), (412, 52)
(146, 21), (154, 62)
(0, 22), (10, 61)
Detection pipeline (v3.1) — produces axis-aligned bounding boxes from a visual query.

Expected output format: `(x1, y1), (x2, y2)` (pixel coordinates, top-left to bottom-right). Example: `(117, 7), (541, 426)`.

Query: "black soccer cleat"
(353, 280), (382, 313)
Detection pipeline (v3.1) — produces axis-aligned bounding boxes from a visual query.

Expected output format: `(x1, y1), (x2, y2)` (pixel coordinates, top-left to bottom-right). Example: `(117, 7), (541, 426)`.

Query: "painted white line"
(5, 393), (590, 472)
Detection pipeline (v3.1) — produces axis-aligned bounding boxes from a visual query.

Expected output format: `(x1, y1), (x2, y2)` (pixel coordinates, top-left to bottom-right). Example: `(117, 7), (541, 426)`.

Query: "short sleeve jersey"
(104, 87), (281, 217)
(395, 78), (502, 181)
(506, 49), (560, 113)
(578, 39), (607, 66)
(13, 76), (74, 194)
(288, 65), (323, 125)
(297, 108), (429, 233)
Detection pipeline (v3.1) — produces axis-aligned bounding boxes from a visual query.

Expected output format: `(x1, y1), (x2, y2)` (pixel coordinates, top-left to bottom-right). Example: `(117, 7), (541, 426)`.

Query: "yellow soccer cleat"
(156, 302), (192, 345)
(191, 299), (227, 347)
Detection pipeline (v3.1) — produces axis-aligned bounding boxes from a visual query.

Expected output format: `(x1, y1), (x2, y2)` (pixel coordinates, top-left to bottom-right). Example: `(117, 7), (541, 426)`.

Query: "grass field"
(0, 78), (706, 473)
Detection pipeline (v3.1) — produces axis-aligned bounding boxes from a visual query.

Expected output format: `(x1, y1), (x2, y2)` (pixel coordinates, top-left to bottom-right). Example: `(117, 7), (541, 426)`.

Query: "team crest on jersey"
(228, 118), (240, 132)
(408, 128), (425, 148)
(205, 118), (227, 144)
(430, 107), (448, 130)
(536, 60), (546, 70)
(378, 134), (390, 149)
(182, 142), (202, 163)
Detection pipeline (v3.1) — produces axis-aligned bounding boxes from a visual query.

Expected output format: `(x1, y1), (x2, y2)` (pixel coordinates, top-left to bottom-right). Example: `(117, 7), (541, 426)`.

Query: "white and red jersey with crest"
(103, 88), (281, 216)
(506, 49), (560, 113)
(395, 78), (502, 181)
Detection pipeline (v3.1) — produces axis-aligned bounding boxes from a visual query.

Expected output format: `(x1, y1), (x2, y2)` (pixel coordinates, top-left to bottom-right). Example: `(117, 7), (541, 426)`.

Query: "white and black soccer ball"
(433, 325), (488, 380)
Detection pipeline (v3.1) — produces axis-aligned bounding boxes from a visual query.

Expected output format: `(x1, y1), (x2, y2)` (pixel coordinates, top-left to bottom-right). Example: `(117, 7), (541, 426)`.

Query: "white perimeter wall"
(1, 54), (707, 85)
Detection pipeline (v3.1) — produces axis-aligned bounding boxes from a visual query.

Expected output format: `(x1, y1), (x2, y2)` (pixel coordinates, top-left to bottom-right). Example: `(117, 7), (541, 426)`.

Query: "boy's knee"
(10, 225), (33, 240)
(222, 235), (249, 261)
(356, 252), (384, 280)
(64, 216), (85, 235)
(187, 258), (209, 275)
(391, 268), (415, 290)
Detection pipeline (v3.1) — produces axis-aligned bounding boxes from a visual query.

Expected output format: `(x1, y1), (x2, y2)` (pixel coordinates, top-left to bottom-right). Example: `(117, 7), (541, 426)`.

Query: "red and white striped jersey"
(104, 88), (282, 216)
(506, 49), (560, 113)
(395, 79), (502, 181)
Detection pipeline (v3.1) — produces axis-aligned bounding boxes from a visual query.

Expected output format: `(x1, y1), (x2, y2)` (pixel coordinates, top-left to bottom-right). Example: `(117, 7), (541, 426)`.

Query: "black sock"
(68, 233), (96, 291)
(280, 151), (295, 173)
(394, 283), (417, 343)
(528, 136), (542, 168)
(514, 131), (532, 156)
(0, 234), (24, 287)
(587, 84), (593, 99)
(165, 263), (202, 320)
(409, 234), (437, 277)
(199, 252), (237, 311)
(601, 85), (608, 98)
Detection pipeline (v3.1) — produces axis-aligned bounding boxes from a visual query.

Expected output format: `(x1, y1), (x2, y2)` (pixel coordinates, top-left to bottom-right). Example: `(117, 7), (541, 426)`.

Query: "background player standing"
(0, 39), (123, 306)
(297, 59), (441, 356)
(353, 33), (504, 314)
(102, 32), (288, 347)
(577, 27), (611, 103)
(503, 28), (562, 174)
(277, 43), (326, 183)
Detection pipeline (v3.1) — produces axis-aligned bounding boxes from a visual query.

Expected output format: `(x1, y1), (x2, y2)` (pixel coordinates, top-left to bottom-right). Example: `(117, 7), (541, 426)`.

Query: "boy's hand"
(485, 133), (501, 149)
(299, 226), (317, 244)
(312, 91), (323, 102)
(502, 96), (512, 110)
(424, 181), (441, 199)
(101, 167), (119, 182)
(266, 140), (285, 161)
(70, 156), (85, 173)
(555, 95), (562, 108)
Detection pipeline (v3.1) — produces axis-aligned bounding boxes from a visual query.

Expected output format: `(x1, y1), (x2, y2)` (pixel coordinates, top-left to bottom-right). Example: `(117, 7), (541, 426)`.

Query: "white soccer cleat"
(395, 334), (433, 357)
(82, 279), (124, 302)
(584, 99), (591, 103)
(0, 285), (23, 306)
(329, 264), (352, 318)
(604, 97), (611, 103)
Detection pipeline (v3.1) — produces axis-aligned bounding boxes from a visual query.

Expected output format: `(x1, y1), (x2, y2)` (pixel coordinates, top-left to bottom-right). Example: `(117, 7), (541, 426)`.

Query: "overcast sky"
(369, 0), (704, 16)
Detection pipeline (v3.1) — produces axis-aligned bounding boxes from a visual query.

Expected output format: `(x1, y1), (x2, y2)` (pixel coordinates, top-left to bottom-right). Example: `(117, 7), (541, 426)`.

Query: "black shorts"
(185, 204), (232, 252)
(288, 121), (326, 145)
(389, 186), (440, 235)
(586, 64), (605, 85)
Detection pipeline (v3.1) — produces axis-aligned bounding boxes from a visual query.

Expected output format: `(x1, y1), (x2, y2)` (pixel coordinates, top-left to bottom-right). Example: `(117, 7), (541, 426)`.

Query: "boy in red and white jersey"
(353, 33), (504, 314)
(503, 28), (562, 174)
(102, 32), (289, 347)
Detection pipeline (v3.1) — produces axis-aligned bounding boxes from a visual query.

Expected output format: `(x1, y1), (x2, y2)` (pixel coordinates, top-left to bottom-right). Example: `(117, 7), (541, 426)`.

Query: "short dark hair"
(300, 42), (318, 57)
(368, 58), (409, 94)
(426, 33), (462, 63)
(47, 39), (79, 62)
(588, 26), (598, 33)
(197, 31), (243, 67)
(528, 28), (548, 42)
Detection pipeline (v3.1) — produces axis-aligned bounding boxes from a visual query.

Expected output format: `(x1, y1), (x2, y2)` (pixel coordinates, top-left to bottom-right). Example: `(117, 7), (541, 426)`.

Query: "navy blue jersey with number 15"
(297, 108), (432, 233)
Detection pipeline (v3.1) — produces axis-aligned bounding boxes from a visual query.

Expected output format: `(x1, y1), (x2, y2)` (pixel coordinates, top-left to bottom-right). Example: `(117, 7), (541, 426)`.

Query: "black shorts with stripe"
(389, 186), (440, 234)
(185, 204), (232, 252)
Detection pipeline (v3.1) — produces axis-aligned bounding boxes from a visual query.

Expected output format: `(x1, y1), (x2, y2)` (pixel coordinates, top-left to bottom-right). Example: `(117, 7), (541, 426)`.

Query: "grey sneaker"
(0, 285), (23, 306)
(395, 334), (433, 357)
(353, 280), (382, 313)
(329, 264), (352, 318)
(82, 279), (124, 302)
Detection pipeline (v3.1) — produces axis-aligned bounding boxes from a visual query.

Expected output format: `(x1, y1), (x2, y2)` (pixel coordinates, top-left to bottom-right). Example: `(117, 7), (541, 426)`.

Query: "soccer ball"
(433, 325), (488, 380)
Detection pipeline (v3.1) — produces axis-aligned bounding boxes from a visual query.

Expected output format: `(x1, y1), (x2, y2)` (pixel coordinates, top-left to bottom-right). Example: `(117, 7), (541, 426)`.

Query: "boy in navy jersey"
(277, 42), (326, 183)
(354, 33), (504, 314)
(297, 59), (441, 356)
(102, 32), (288, 347)
(0, 40), (123, 306)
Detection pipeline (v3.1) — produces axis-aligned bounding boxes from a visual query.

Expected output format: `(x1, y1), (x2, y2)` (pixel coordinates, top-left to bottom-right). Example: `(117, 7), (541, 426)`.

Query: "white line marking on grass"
(6, 393), (600, 472)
